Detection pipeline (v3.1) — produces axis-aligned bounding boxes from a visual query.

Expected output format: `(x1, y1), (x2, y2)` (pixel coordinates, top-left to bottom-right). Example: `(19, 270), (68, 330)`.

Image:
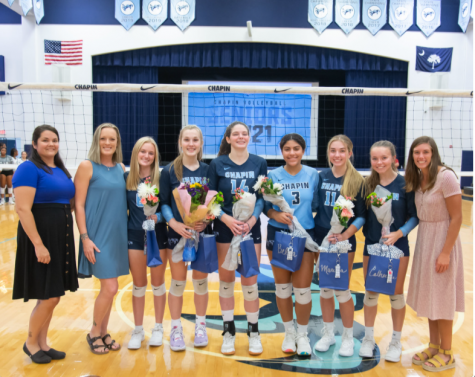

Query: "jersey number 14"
(231, 179), (249, 193)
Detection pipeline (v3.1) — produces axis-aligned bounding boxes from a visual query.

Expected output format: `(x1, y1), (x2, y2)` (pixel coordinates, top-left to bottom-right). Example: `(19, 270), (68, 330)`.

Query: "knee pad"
(242, 283), (259, 301)
(335, 289), (352, 303)
(132, 285), (147, 298)
(0, 188), (4, 194)
(169, 279), (186, 297)
(275, 283), (292, 299)
(363, 291), (380, 307)
(219, 281), (235, 298)
(192, 278), (208, 296)
(293, 287), (312, 305)
(390, 294), (406, 310)
(151, 283), (166, 296)
(320, 288), (334, 299)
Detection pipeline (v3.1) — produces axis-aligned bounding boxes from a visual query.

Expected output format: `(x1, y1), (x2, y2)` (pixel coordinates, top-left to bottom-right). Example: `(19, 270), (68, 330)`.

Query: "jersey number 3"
(231, 179), (249, 193)
(291, 191), (300, 205)
(324, 191), (337, 207)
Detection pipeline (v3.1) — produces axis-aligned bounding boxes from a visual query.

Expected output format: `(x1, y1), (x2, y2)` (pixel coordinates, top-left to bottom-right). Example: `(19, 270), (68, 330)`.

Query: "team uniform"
(264, 165), (319, 252)
(0, 155), (15, 176)
(208, 154), (267, 244)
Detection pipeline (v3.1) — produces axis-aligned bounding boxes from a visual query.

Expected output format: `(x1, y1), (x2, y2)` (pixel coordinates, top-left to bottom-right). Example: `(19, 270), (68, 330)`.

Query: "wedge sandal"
(422, 348), (456, 373)
(412, 342), (439, 365)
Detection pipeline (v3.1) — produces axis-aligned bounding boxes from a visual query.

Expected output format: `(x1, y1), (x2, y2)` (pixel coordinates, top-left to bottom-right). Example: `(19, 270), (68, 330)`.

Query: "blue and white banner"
(308, 0), (334, 34)
(20, 0), (32, 16)
(389, 0), (414, 36)
(143, 0), (168, 31)
(416, 46), (453, 72)
(170, 0), (195, 31)
(8, 0), (15, 6)
(115, 0), (140, 31)
(458, 0), (472, 33)
(335, 0), (360, 34)
(33, 0), (44, 24)
(417, 0), (441, 37)
(363, 0), (387, 35)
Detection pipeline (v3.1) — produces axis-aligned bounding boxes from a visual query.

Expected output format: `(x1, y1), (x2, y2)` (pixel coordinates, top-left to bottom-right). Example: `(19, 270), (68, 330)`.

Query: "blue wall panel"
(0, 3), (21, 24)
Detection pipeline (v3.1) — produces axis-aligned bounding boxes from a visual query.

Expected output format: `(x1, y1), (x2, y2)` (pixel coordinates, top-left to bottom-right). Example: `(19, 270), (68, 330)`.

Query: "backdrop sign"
(458, 0), (472, 33)
(20, 0), (32, 16)
(33, 0), (44, 24)
(363, 0), (387, 35)
(416, 0), (441, 37)
(142, 0), (168, 30)
(308, 0), (334, 34)
(170, 0), (195, 31)
(115, 0), (140, 31)
(389, 0), (414, 36)
(335, 0), (360, 34)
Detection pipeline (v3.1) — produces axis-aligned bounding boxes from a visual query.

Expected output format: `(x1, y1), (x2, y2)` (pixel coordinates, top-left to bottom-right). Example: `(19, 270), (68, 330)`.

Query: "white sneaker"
(281, 327), (296, 353)
(9, 196), (14, 204)
(296, 332), (311, 356)
(221, 332), (236, 355)
(314, 324), (336, 352)
(148, 324), (164, 347)
(128, 328), (145, 350)
(248, 332), (263, 355)
(339, 330), (355, 357)
(0, 199), (4, 206)
(358, 336), (375, 358)
(385, 340), (402, 362)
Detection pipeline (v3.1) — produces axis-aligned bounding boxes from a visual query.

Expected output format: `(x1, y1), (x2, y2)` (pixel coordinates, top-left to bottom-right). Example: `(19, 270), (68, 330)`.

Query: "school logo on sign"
(314, 4), (328, 18)
(422, 7), (435, 21)
(389, 0), (414, 36)
(341, 5), (355, 18)
(176, 1), (190, 15)
(170, 0), (195, 31)
(121, 1), (135, 14)
(143, 0), (168, 30)
(363, 0), (387, 35)
(335, 0), (360, 34)
(308, 0), (334, 33)
(395, 6), (409, 19)
(115, 0), (140, 30)
(368, 6), (382, 19)
(149, 1), (163, 14)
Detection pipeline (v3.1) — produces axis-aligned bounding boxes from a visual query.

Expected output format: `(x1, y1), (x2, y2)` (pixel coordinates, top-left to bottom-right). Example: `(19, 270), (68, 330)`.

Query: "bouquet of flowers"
(319, 195), (354, 253)
(137, 178), (160, 215)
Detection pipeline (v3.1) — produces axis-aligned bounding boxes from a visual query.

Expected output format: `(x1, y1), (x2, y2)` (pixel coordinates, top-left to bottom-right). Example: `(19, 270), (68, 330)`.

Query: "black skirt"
(13, 203), (79, 302)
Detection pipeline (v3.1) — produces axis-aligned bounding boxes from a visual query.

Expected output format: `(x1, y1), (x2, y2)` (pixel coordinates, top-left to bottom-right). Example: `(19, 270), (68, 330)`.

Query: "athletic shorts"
(363, 237), (410, 257)
(213, 217), (262, 244)
(314, 225), (357, 253)
(127, 222), (168, 250)
(0, 170), (13, 177)
(167, 224), (213, 250)
(266, 224), (316, 253)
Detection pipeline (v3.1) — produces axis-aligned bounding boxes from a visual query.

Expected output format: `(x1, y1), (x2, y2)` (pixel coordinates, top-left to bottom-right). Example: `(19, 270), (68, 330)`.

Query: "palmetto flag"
(415, 46), (453, 72)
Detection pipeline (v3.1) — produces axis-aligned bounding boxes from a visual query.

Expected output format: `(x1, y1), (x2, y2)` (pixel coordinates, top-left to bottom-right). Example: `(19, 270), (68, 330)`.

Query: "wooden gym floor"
(0, 199), (472, 377)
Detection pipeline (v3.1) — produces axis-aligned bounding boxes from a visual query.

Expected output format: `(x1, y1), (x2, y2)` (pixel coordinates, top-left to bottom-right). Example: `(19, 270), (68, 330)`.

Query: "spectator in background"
(19, 151), (28, 164)
(0, 145), (15, 205)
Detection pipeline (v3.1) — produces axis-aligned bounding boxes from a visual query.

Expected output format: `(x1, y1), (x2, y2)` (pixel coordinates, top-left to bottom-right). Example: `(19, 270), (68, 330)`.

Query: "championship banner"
(170, 0), (195, 31)
(416, 0), (441, 37)
(308, 0), (334, 34)
(363, 0), (387, 35)
(458, 0), (472, 33)
(20, 0), (32, 16)
(115, 0), (140, 31)
(335, 0), (360, 34)
(8, 0), (15, 6)
(33, 0), (44, 24)
(389, 0), (414, 36)
(416, 46), (453, 72)
(143, 0), (168, 30)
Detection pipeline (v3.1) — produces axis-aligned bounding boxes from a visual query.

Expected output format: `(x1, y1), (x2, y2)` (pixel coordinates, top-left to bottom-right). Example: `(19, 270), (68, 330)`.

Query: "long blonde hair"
(126, 137), (160, 191)
(88, 123), (123, 164)
(327, 135), (364, 199)
(172, 125), (204, 182)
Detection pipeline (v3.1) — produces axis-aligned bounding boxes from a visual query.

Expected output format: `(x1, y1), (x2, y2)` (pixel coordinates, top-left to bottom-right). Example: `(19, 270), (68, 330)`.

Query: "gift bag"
(319, 252), (349, 290)
(143, 220), (163, 268)
(183, 237), (197, 263)
(271, 231), (306, 272)
(236, 236), (260, 278)
(191, 234), (219, 273)
(365, 255), (400, 295)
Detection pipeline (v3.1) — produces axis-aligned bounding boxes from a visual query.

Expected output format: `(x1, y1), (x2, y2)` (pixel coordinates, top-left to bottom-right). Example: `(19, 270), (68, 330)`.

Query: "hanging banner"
(416, 46), (453, 72)
(458, 0), (472, 33)
(363, 0), (387, 35)
(142, 0), (168, 30)
(170, 0), (195, 31)
(389, 0), (414, 36)
(115, 0), (140, 31)
(308, 0), (334, 34)
(20, 0), (32, 16)
(8, 0), (15, 6)
(33, 0), (44, 24)
(416, 0), (441, 37)
(335, 0), (360, 34)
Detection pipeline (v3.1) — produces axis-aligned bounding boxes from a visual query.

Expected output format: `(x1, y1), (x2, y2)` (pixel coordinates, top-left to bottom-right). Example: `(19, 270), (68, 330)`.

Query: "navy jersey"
(314, 168), (366, 230)
(124, 172), (163, 230)
(159, 161), (209, 223)
(264, 165), (319, 230)
(363, 174), (418, 244)
(208, 154), (267, 218)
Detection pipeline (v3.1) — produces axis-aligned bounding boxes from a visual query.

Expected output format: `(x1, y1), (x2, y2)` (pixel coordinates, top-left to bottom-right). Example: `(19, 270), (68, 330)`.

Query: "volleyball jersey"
(265, 165), (319, 230)
(207, 154), (267, 218)
(314, 168), (366, 230)
(0, 155), (15, 171)
(159, 161), (209, 223)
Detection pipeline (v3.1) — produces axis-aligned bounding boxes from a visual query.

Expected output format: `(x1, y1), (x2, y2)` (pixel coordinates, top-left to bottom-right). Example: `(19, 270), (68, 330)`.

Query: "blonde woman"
(125, 137), (169, 350)
(75, 123), (129, 354)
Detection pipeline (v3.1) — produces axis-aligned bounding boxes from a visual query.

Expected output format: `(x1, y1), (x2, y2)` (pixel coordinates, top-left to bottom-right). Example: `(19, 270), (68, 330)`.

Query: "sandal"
(102, 334), (121, 351)
(86, 334), (109, 355)
(412, 342), (439, 365)
(422, 348), (456, 373)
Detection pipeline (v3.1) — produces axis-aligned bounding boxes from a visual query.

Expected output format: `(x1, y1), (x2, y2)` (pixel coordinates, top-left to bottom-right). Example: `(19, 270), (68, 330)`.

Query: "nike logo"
(134, 287), (140, 290)
(224, 167), (230, 170)
(153, 287), (160, 290)
(406, 90), (423, 95)
(323, 289), (329, 292)
(300, 292), (307, 295)
(274, 88), (290, 93)
(282, 287), (288, 290)
(8, 84), (22, 90)
(256, 238), (260, 241)
(390, 299), (397, 301)
(248, 291), (253, 294)
(175, 284), (182, 287)
(369, 297), (375, 299)
(141, 85), (156, 91)
(199, 282), (205, 285)
(224, 287), (228, 289)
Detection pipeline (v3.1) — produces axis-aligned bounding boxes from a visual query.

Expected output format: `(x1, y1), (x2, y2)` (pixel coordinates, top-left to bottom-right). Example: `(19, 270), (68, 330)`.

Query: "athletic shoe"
(194, 322), (208, 347)
(281, 327), (297, 353)
(170, 326), (186, 351)
(338, 330), (355, 357)
(314, 324), (336, 352)
(9, 196), (14, 205)
(385, 340), (402, 362)
(148, 324), (163, 347)
(358, 336), (375, 358)
(248, 332), (263, 355)
(0, 198), (4, 206)
(127, 328), (145, 350)
(296, 332), (311, 356)
(221, 332), (236, 355)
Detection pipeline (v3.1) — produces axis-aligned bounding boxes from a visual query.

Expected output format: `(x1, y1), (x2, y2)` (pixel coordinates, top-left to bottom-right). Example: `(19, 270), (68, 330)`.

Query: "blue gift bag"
(365, 255), (400, 295)
(319, 252), (349, 290)
(183, 238), (197, 263)
(146, 230), (162, 268)
(271, 231), (306, 272)
(236, 238), (260, 278)
(191, 234), (218, 273)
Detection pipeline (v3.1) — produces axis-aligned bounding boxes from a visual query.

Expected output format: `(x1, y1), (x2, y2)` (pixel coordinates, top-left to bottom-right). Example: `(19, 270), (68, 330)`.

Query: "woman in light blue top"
(75, 123), (128, 355)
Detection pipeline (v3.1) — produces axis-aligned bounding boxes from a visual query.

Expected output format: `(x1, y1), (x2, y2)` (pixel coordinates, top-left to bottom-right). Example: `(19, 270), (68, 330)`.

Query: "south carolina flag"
(44, 40), (83, 65)
(416, 46), (453, 72)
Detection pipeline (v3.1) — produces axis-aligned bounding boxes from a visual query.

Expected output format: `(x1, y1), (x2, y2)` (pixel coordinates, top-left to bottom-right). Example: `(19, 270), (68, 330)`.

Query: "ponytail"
(217, 121), (250, 157)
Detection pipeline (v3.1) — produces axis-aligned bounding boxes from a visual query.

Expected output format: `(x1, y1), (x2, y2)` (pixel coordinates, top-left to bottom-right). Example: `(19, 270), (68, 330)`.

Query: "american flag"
(44, 40), (83, 65)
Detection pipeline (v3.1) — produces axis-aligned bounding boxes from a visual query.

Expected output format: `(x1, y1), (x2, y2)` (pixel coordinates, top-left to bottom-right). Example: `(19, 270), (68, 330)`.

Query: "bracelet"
(80, 233), (89, 241)
(247, 223), (251, 232)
